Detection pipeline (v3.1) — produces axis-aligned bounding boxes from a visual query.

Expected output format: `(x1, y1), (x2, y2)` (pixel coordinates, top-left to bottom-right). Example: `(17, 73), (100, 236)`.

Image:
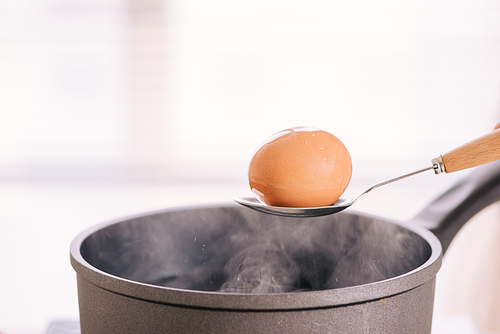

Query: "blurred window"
(1, 0), (500, 181)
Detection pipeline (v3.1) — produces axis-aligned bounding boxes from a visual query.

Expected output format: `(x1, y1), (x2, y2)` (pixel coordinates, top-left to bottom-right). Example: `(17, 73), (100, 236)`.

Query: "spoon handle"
(436, 128), (500, 173)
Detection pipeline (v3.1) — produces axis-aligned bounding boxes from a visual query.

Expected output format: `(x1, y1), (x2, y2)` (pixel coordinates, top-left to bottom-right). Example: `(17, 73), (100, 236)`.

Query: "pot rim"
(70, 202), (442, 311)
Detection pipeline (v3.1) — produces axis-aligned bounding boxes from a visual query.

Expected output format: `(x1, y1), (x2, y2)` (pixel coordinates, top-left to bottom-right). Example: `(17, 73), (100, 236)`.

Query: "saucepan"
(70, 160), (500, 333)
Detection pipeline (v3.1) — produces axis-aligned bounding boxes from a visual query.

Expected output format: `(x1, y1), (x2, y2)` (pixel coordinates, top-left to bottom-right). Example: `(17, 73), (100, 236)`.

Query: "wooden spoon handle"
(438, 128), (500, 173)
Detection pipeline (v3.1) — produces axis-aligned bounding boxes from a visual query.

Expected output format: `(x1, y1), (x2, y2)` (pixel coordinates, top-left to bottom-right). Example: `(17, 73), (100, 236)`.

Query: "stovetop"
(46, 321), (80, 334)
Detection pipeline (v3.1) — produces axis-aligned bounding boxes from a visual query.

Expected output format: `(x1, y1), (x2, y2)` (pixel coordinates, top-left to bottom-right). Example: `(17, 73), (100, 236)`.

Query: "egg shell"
(248, 127), (352, 207)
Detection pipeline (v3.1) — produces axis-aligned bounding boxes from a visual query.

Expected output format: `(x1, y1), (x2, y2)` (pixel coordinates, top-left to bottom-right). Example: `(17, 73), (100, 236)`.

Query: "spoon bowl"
(234, 197), (352, 217)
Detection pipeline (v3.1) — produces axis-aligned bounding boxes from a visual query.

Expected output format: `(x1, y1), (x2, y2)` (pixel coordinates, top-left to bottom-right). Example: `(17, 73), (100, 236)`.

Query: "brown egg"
(248, 127), (352, 207)
(494, 121), (500, 131)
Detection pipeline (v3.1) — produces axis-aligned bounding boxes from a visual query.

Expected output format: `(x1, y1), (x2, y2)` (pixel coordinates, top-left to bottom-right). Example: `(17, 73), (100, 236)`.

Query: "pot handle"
(409, 159), (500, 254)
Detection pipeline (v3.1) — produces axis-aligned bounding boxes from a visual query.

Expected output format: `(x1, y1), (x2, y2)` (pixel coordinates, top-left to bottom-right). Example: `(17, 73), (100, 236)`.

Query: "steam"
(325, 220), (428, 289)
(81, 207), (430, 294)
(221, 244), (300, 293)
(219, 213), (429, 293)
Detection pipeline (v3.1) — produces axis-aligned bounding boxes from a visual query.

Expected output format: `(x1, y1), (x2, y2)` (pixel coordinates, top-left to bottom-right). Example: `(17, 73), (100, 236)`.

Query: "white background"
(1, 0), (500, 333)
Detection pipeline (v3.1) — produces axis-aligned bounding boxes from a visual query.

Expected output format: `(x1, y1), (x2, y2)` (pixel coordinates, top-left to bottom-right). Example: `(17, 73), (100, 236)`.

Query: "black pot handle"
(409, 160), (500, 254)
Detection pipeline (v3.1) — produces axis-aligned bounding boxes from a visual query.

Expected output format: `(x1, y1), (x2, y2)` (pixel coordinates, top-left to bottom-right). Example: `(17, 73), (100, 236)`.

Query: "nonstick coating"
(79, 207), (434, 293)
(71, 206), (442, 333)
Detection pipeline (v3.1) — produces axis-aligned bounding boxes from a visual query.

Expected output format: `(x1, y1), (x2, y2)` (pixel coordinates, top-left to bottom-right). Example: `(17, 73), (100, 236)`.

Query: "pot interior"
(80, 206), (432, 293)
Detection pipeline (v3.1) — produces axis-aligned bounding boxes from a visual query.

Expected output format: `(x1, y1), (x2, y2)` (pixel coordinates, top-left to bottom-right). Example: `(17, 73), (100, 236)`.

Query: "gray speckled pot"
(70, 161), (500, 333)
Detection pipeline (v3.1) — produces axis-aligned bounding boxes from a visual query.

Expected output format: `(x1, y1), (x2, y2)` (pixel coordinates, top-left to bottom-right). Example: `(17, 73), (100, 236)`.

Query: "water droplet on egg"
(248, 126), (352, 207)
